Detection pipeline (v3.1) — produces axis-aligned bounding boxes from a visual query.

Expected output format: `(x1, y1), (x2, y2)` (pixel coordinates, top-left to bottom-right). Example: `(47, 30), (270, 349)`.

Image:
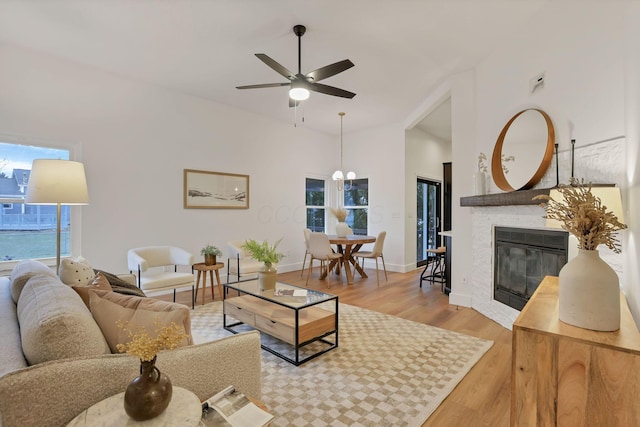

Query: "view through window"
(0, 142), (70, 262)
(343, 178), (368, 235)
(305, 178), (326, 232)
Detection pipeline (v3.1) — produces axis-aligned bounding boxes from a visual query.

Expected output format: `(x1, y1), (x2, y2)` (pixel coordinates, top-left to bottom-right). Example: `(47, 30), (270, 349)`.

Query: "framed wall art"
(183, 169), (249, 209)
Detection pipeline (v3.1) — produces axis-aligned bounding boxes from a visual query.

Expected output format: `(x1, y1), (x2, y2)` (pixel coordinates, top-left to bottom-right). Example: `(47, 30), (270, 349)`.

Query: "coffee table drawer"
(224, 300), (255, 326)
(255, 314), (295, 345)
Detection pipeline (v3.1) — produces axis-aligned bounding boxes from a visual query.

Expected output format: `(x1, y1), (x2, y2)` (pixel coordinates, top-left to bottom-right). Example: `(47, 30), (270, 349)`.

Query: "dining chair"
(354, 231), (388, 286)
(300, 228), (312, 277)
(305, 232), (343, 288)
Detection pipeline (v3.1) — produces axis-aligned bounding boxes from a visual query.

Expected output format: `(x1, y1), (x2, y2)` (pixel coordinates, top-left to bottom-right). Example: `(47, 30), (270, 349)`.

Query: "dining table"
(323, 234), (377, 285)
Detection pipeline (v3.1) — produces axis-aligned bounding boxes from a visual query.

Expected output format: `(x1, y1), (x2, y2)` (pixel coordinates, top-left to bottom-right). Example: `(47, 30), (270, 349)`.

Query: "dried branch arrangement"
(534, 179), (627, 253)
(330, 207), (349, 222)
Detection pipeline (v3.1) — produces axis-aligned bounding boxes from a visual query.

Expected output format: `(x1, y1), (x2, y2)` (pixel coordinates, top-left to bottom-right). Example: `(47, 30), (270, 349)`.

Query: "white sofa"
(0, 260), (261, 427)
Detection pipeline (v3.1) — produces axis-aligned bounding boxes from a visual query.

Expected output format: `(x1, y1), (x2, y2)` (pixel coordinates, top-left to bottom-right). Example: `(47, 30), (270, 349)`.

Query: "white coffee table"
(67, 386), (202, 426)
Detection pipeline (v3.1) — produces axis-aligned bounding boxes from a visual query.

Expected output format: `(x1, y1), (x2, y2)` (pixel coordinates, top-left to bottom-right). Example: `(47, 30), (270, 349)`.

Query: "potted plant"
(200, 244), (223, 266)
(242, 238), (285, 291)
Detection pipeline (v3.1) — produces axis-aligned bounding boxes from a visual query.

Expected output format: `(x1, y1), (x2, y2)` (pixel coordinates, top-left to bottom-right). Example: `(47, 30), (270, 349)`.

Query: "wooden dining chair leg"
(381, 254), (388, 281)
(374, 258), (380, 287)
(305, 258), (313, 286)
(301, 250), (308, 277)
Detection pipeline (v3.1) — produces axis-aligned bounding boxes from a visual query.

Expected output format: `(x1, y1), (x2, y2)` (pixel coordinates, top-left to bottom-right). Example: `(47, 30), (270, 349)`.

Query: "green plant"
(242, 238), (285, 267)
(200, 244), (222, 257)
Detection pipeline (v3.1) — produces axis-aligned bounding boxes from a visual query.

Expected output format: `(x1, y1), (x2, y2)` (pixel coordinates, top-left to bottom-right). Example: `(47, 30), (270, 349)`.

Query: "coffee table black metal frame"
(223, 280), (338, 366)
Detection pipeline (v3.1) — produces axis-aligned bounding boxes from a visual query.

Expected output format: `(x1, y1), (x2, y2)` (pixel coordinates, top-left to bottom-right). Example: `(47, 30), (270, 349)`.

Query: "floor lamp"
(26, 159), (89, 273)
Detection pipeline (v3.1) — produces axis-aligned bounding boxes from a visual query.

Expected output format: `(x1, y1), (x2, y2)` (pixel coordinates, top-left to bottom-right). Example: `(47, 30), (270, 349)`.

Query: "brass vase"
(124, 356), (173, 421)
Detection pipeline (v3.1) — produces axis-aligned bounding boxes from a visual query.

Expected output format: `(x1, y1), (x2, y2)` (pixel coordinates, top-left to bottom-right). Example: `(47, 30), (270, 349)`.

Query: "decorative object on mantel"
(116, 321), (188, 421)
(535, 179), (627, 331)
(200, 244), (222, 266)
(242, 238), (285, 291)
(330, 207), (352, 237)
(492, 108), (555, 192)
(474, 153), (488, 195)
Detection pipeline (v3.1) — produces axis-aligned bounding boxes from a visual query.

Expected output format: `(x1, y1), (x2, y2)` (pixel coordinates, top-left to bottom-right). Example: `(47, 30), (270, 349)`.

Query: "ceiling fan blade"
(236, 83), (290, 90)
(255, 54), (296, 80)
(308, 82), (356, 99)
(306, 59), (355, 82)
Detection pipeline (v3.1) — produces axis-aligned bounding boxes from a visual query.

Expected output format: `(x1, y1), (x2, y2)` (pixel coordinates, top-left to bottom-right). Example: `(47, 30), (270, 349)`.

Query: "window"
(0, 141), (70, 262)
(305, 178), (326, 232)
(343, 178), (368, 235)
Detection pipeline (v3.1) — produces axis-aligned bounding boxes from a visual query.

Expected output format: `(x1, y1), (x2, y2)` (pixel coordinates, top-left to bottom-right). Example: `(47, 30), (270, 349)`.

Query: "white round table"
(66, 386), (202, 426)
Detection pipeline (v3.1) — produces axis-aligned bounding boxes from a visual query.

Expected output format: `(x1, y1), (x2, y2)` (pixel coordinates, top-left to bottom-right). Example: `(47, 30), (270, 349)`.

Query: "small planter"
(204, 254), (217, 266)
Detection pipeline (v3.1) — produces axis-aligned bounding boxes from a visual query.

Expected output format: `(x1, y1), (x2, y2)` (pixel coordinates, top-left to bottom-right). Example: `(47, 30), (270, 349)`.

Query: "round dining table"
(324, 234), (377, 284)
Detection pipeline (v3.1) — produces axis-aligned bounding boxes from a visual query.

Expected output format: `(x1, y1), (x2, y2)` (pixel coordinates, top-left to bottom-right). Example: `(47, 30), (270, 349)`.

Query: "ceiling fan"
(236, 24), (356, 107)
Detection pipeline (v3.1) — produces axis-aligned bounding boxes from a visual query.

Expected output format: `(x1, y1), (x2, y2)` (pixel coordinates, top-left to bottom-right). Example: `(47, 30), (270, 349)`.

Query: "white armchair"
(127, 246), (195, 307)
(227, 240), (264, 283)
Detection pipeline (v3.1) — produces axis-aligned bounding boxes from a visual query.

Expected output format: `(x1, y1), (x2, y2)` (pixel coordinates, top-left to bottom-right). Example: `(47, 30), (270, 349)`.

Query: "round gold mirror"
(491, 108), (555, 192)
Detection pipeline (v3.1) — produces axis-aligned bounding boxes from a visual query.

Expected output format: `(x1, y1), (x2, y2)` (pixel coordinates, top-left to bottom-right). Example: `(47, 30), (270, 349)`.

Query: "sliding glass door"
(416, 178), (441, 266)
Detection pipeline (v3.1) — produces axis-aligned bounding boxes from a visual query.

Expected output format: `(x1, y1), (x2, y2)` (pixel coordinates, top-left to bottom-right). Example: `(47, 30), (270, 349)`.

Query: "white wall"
(0, 44), (337, 274)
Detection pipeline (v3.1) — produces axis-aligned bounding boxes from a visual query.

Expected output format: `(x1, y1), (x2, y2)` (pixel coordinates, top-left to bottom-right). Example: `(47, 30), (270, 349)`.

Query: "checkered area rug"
(191, 302), (492, 427)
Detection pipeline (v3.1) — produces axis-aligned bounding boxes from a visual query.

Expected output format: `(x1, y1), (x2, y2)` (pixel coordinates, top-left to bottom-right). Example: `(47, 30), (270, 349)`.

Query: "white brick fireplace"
(468, 138), (625, 329)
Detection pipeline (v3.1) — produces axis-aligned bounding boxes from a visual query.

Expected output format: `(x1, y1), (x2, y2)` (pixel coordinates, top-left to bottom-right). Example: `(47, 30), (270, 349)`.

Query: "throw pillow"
(17, 275), (111, 365)
(72, 272), (113, 308)
(59, 256), (94, 286)
(10, 259), (57, 303)
(89, 290), (193, 354)
(93, 269), (146, 298)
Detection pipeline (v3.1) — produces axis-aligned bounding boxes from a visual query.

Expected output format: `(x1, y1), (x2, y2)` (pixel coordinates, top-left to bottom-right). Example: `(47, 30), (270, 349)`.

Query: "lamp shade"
(546, 186), (624, 229)
(26, 159), (89, 205)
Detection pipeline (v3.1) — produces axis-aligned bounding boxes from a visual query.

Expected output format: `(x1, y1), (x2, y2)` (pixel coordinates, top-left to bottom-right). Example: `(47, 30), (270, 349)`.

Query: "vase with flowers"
(116, 321), (188, 421)
(535, 179), (627, 331)
(330, 207), (351, 237)
(242, 238), (285, 291)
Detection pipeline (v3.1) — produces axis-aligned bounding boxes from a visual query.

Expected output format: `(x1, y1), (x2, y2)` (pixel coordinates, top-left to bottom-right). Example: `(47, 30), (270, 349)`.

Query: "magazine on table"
(201, 385), (273, 427)
(273, 288), (308, 297)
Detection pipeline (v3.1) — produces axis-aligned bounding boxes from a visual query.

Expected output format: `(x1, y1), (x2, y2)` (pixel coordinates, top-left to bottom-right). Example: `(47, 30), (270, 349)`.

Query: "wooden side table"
(66, 386), (202, 426)
(193, 262), (224, 306)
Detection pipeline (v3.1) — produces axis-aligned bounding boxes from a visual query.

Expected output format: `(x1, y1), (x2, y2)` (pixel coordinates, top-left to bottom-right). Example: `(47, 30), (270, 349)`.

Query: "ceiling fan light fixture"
(289, 86), (310, 101)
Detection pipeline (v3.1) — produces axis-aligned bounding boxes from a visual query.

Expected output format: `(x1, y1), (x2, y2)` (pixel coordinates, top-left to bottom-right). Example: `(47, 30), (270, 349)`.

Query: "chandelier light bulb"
(332, 170), (344, 181)
(346, 171), (356, 180)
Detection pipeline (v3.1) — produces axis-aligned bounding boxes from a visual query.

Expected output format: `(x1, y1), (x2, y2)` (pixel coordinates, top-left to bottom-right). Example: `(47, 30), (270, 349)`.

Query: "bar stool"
(419, 246), (446, 291)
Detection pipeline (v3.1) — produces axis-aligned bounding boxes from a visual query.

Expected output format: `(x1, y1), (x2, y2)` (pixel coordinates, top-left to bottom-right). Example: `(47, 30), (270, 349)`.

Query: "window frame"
(342, 177), (369, 235)
(0, 135), (82, 270)
(304, 176), (328, 233)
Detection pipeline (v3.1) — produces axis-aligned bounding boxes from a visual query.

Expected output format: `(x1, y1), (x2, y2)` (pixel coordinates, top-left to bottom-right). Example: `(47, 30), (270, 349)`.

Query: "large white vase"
(558, 249), (620, 331)
(335, 222), (351, 238)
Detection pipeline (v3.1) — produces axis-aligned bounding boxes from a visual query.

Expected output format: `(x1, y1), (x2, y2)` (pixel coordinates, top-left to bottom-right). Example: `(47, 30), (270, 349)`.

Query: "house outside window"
(305, 178), (326, 232)
(0, 141), (71, 262)
(344, 178), (368, 235)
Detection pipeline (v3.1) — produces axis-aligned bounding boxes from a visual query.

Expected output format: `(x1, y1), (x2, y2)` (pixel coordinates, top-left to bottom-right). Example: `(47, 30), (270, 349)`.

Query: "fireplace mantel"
(460, 188), (551, 207)
(460, 184), (616, 207)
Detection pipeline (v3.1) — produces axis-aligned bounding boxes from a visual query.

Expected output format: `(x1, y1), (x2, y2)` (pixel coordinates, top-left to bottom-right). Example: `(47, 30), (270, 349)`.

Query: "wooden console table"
(511, 276), (640, 426)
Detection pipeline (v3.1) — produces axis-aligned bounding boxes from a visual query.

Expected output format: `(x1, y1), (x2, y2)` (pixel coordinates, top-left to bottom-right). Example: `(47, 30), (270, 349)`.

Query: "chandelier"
(332, 112), (356, 191)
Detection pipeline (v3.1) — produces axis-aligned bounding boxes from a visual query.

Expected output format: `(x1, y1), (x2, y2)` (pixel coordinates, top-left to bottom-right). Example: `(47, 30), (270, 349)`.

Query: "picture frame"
(184, 169), (249, 209)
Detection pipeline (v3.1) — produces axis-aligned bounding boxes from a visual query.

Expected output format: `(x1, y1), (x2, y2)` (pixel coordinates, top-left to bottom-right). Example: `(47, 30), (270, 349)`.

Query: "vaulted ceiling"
(0, 1), (548, 135)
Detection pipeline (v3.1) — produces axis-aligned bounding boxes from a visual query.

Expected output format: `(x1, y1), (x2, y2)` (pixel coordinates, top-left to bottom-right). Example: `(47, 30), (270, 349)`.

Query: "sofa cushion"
(72, 272), (113, 308)
(58, 256), (94, 286)
(9, 259), (57, 303)
(93, 269), (146, 298)
(17, 275), (111, 365)
(89, 290), (193, 354)
(0, 278), (28, 377)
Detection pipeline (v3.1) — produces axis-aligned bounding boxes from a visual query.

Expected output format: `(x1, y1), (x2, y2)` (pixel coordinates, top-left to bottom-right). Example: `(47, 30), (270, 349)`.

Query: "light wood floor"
(158, 265), (513, 427)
